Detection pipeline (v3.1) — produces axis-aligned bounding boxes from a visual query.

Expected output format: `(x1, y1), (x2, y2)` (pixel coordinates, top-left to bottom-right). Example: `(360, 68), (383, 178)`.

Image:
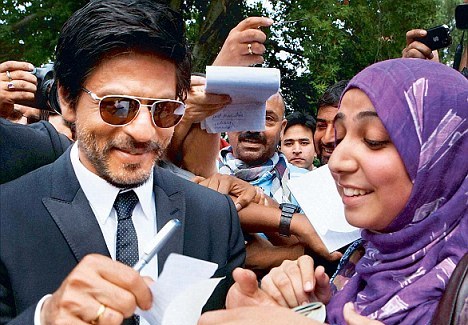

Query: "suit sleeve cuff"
(34, 294), (52, 325)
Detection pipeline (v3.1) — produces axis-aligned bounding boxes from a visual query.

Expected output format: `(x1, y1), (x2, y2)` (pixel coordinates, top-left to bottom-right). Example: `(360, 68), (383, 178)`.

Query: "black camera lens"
(19, 62), (61, 113)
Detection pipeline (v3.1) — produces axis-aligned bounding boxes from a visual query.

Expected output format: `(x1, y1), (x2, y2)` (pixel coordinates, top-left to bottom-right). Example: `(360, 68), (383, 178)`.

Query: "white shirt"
(34, 143), (157, 325)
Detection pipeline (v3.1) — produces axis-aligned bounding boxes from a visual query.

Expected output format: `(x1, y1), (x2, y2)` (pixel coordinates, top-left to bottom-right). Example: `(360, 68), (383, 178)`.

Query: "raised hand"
(260, 255), (332, 308)
(213, 17), (273, 67)
(0, 61), (37, 118)
(402, 29), (439, 61)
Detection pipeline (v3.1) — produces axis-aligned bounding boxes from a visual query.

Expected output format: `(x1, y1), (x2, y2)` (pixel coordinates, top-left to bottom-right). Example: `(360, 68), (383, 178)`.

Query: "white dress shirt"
(35, 143), (158, 325)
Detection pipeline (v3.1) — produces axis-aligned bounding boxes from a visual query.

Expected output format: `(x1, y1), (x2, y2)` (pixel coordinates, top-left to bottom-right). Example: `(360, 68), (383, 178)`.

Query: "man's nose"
(322, 124), (335, 144)
(292, 143), (302, 153)
(122, 106), (157, 143)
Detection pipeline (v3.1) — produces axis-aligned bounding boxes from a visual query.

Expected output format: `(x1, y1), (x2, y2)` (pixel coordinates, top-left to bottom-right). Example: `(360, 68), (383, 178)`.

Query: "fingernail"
(304, 281), (313, 291)
(235, 203), (242, 211)
(301, 300), (310, 305)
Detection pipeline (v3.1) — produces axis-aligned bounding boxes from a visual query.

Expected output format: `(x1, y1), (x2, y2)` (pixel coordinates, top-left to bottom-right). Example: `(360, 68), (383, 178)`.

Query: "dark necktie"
(113, 190), (140, 325)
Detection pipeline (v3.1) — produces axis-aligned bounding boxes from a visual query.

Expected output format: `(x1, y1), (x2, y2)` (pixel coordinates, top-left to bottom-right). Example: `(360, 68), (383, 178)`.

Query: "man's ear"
(280, 118), (287, 138)
(57, 83), (77, 123)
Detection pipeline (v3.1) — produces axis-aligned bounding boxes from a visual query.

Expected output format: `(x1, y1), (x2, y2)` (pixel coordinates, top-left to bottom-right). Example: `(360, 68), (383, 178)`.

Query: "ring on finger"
(7, 82), (15, 89)
(6, 70), (12, 82)
(247, 43), (253, 55)
(90, 304), (106, 325)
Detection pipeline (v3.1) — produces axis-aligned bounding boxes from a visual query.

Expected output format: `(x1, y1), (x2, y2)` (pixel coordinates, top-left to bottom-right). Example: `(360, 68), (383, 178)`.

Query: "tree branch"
(267, 39), (304, 57)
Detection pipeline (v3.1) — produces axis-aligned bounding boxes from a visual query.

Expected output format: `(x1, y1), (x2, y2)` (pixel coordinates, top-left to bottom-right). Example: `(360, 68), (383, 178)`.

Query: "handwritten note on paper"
(201, 66), (281, 133)
(136, 253), (222, 325)
(288, 165), (361, 252)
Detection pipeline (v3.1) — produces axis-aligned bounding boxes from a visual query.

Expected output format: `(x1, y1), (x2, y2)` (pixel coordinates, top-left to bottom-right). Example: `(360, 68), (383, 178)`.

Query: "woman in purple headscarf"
(198, 58), (467, 325)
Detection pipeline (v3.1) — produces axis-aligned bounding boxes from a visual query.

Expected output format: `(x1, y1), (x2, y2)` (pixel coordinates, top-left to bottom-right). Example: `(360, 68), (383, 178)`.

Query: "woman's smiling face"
(328, 88), (413, 232)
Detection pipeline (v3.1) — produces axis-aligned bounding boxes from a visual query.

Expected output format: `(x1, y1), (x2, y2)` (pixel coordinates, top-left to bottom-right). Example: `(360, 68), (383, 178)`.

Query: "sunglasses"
(82, 88), (185, 128)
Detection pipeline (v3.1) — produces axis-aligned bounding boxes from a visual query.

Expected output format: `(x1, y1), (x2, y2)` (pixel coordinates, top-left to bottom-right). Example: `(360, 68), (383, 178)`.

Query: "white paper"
(288, 165), (361, 252)
(162, 278), (222, 325)
(136, 253), (221, 325)
(202, 66), (280, 133)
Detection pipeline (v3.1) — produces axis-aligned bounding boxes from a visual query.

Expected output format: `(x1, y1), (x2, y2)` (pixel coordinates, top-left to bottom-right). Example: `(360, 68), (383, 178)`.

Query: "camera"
(455, 4), (468, 30)
(20, 62), (61, 113)
(415, 25), (452, 51)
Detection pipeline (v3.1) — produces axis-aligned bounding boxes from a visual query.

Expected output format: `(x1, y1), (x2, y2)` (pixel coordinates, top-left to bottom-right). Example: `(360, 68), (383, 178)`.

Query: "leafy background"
(0, 0), (462, 114)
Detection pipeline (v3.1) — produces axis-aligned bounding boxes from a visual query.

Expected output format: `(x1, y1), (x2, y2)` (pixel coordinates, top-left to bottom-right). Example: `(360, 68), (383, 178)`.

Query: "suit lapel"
(41, 154), (185, 270)
(153, 170), (186, 274)
(42, 150), (110, 263)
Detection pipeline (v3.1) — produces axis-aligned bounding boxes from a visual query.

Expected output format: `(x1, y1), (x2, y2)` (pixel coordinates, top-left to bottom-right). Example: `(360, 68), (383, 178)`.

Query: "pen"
(133, 218), (182, 272)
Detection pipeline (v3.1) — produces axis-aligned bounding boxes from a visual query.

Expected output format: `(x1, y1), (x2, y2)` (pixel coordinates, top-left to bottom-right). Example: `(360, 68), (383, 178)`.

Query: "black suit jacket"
(0, 118), (71, 184)
(0, 149), (245, 324)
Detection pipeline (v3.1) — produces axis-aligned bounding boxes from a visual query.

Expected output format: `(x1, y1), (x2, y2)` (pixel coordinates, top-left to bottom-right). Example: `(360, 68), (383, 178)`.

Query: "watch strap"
(279, 203), (300, 237)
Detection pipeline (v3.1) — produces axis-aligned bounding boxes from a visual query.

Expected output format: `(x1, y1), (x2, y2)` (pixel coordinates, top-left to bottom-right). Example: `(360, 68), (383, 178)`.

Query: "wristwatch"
(278, 203), (301, 237)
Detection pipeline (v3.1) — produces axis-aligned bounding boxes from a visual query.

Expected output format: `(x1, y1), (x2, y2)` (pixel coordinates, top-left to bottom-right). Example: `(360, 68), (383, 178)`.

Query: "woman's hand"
(260, 255), (332, 308)
(199, 306), (322, 325)
(225, 268), (279, 309)
(343, 302), (384, 325)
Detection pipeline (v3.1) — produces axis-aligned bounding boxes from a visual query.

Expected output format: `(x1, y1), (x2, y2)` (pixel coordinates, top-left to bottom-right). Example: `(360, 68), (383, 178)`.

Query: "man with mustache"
(314, 80), (348, 165)
(0, 1), (245, 324)
(219, 93), (290, 203)
(218, 93), (302, 275)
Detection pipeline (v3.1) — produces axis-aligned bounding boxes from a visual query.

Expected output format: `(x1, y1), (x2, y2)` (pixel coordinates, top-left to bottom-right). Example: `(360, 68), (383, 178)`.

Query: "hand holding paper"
(137, 254), (223, 325)
(201, 66), (280, 133)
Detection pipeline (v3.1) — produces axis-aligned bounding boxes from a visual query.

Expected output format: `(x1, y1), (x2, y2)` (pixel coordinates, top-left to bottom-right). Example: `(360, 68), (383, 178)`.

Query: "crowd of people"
(0, 0), (466, 325)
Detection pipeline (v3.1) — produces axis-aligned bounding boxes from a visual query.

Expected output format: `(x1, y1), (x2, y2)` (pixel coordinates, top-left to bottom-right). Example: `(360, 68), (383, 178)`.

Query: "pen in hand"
(133, 218), (182, 272)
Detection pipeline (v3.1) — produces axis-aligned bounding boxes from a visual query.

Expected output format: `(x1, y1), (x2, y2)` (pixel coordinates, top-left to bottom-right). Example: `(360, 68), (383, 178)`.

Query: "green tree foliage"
(172, 0), (245, 72)
(0, 0), (87, 64)
(251, 0), (447, 114)
(0, 0), (457, 115)
(0, 0), (245, 70)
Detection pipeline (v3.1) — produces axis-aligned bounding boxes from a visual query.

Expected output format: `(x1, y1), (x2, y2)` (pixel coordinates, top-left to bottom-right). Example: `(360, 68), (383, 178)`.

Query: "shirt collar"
(70, 142), (154, 224)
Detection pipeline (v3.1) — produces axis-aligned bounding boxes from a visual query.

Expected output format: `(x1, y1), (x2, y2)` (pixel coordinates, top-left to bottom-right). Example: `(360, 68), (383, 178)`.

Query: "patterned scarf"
(327, 59), (468, 324)
(218, 146), (292, 203)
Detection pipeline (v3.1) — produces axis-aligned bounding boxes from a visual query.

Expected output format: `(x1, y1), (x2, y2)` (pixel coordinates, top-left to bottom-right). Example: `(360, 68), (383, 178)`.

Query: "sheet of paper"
(201, 66), (280, 133)
(288, 165), (361, 252)
(162, 278), (222, 325)
(136, 253), (220, 325)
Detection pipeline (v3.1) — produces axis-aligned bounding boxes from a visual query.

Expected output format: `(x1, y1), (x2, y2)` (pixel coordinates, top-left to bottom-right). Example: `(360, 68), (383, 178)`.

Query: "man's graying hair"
(54, 0), (191, 109)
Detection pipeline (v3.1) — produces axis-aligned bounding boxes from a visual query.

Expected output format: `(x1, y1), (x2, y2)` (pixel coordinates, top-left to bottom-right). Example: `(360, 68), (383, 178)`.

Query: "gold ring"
(6, 70), (12, 82)
(247, 43), (253, 55)
(91, 304), (106, 325)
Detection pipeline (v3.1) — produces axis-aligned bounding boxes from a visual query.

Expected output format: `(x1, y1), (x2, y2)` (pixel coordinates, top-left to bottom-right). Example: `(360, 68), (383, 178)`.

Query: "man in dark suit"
(0, 118), (71, 184)
(0, 1), (244, 324)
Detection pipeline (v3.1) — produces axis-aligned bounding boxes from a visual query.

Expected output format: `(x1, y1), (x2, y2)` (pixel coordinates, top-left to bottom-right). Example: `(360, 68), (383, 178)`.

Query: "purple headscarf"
(327, 59), (468, 324)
